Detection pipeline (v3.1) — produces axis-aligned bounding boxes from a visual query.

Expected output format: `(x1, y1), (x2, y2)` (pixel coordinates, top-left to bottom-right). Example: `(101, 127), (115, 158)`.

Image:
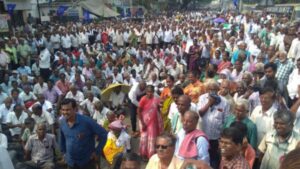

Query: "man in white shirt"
(0, 97), (13, 133)
(65, 85), (84, 103)
(61, 32), (72, 52)
(128, 81), (146, 135)
(123, 29), (130, 47)
(30, 94), (54, 116)
(169, 95), (199, 134)
(112, 67), (123, 84)
(164, 26), (173, 45)
(197, 81), (230, 169)
(50, 31), (61, 53)
(93, 100), (112, 126)
(79, 92), (99, 117)
(144, 28), (153, 48)
(39, 45), (51, 81)
(6, 104), (28, 138)
(288, 30), (300, 62)
(250, 87), (277, 144)
(109, 86), (126, 111)
(31, 104), (55, 134)
(33, 76), (48, 95)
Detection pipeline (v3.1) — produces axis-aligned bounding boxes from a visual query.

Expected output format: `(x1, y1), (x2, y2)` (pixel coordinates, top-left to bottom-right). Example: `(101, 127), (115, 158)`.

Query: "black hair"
(230, 121), (248, 138)
(60, 98), (77, 108)
(13, 104), (23, 110)
(259, 86), (276, 99)
(263, 79), (278, 92)
(188, 71), (199, 78)
(221, 127), (244, 145)
(171, 86), (184, 95)
(115, 109), (126, 118)
(24, 117), (35, 124)
(274, 110), (294, 126)
(121, 152), (141, 163)
(264, 62), (277, 72)
(166, 75), (175, 82)
(146, 85), (155, 93)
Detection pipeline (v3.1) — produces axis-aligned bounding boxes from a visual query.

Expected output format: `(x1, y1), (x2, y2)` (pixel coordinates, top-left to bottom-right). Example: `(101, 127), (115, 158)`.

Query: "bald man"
(170, 95), (202, 134)
(174, 111), (209, 163)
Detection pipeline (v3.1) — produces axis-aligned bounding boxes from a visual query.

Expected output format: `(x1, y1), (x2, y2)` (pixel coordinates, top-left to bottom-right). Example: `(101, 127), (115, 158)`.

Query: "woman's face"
(146, 88), (154, 98)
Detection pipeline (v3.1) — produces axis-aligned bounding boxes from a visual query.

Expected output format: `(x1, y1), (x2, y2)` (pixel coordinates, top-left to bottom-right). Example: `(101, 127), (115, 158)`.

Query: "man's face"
(264, 67), (275, 79)
(121, 161), (140, 169)
(36, 125), (46, 139)
(182, 113), (197, 133)
(188, 73), (196, 83)
(177, 97), (189, 114)
(207, 84), (219, 94)
(60, 103), (76, 121)
(274, 118), (292, 137)
(156, 138), (174, 160)
(219, 82), (230, 96)
(278, 52), (287, 63)
(15, 105), (23, 114)
(219, 137), (240, 159)
(259, 92), (274, 110)
(242, 75), (252, 85)
(234, 105), (247, 121)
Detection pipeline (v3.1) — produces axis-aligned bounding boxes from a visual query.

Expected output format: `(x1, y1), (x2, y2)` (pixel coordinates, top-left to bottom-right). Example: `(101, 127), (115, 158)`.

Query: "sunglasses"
(155, 144), (170, 150)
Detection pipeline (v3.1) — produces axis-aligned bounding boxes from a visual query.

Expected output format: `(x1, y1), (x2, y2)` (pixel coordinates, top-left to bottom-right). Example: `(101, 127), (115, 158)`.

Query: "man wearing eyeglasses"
(258, 110), (300, 169)
(146, 133), (183, 169)
(17, 123), (56, 169)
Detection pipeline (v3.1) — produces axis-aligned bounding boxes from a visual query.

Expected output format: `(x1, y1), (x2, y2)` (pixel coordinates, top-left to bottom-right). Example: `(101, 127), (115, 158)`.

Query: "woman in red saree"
(138, 85), (163, 160)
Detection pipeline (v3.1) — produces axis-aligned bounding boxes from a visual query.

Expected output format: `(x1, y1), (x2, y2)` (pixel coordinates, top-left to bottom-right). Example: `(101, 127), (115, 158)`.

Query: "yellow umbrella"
(101, 83), (131, 101)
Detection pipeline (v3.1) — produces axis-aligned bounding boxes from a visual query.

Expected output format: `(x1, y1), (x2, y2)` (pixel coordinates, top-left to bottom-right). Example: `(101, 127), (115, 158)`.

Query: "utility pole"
(36, 0), (41, 23)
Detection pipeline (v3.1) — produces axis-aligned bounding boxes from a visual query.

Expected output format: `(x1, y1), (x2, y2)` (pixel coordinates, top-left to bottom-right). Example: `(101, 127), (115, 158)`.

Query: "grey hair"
(157, 133), (177, 146)
(236, 81), (247, 89)
(243, 71), (253, 79)
(235, 98), (249, 111)
(35, 122), (46, 131)
(206, 79), (220, 88)
(274, 110), (294, 125)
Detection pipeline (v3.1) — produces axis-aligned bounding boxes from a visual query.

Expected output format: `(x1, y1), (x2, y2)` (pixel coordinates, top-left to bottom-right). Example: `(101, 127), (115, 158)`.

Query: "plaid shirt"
(197, 93), (230, 140)
(276, 59), (294, 84)
(220, 155), (250, 169)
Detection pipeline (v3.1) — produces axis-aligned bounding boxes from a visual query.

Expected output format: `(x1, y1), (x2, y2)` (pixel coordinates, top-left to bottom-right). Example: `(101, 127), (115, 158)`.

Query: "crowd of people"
(0, 9), (300, 169)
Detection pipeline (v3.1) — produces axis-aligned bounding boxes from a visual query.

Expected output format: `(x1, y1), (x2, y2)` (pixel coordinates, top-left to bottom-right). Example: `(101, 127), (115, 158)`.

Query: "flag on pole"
(57, 5), (68, 16)
(83, 9), (90, 21)
(233, 0), (238, 8)
(7, 4), (16, 16)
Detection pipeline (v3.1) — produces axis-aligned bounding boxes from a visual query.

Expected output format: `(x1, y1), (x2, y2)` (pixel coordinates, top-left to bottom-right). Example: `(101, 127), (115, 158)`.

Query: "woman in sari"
(217, 51), (232, 73)
(138, 85), (163, 160)
(160, 75), (175, 133)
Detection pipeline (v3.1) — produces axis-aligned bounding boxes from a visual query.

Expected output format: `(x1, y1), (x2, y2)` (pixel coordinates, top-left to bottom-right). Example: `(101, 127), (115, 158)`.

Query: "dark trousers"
(129, 103), (138, 132)
(40, 68), (51, 81)
(209, 140), (221, 169)
(67, 160), (96, 169)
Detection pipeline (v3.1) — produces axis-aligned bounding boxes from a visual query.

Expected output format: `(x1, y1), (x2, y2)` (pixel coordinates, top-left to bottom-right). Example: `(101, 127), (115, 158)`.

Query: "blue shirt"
(60, 114), (108, 167)
(231, 50), (250, 64)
